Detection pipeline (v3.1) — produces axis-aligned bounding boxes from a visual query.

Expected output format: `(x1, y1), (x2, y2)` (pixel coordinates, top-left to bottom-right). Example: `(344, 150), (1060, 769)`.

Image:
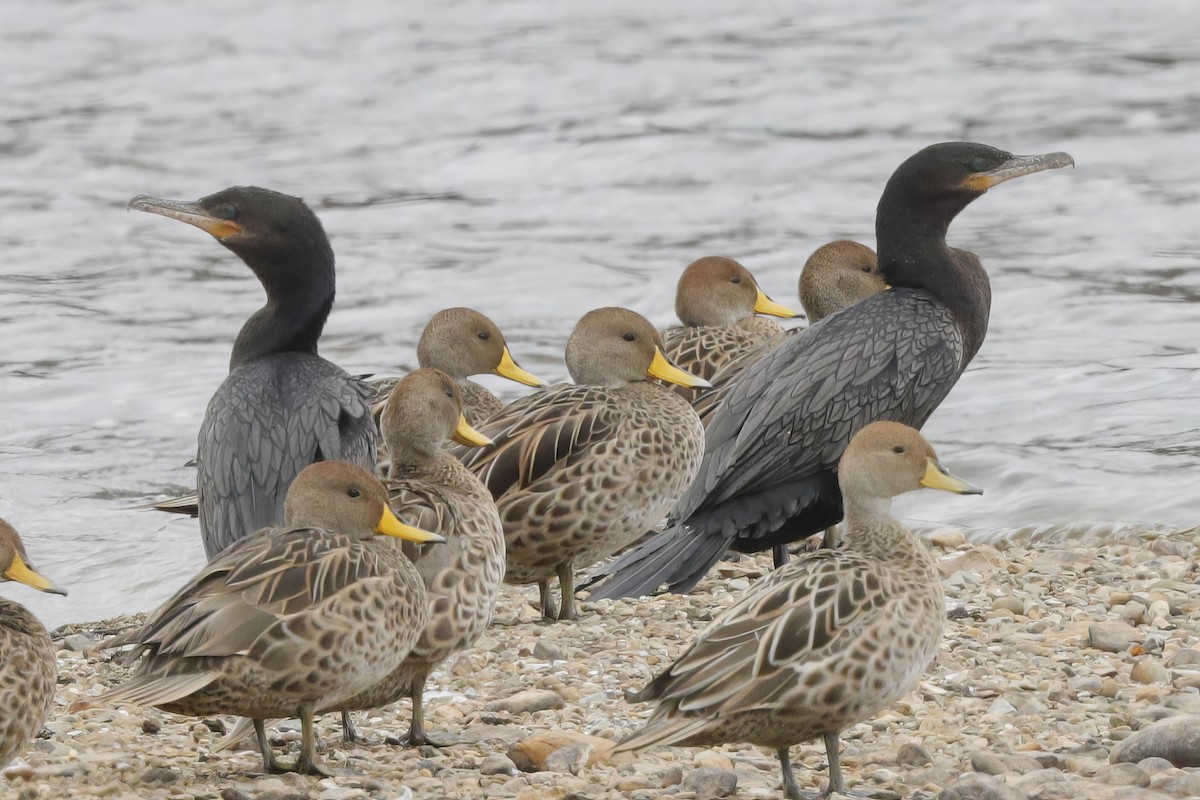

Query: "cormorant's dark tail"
(583, 520), (734, 601)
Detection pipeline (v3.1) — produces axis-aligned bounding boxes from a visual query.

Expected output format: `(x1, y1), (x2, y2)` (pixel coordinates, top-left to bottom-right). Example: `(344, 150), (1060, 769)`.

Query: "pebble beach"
(5, 527), (1200, 800)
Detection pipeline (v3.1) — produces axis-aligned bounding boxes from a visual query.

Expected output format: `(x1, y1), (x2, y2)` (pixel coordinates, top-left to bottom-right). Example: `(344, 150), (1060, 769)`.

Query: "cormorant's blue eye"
(968, 157), (988, 173)
(214, 203), (238, 220)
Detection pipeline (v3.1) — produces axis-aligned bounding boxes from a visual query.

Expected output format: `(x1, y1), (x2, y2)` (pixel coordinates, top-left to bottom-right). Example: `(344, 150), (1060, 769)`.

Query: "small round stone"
(1131, 659), (1169, 685)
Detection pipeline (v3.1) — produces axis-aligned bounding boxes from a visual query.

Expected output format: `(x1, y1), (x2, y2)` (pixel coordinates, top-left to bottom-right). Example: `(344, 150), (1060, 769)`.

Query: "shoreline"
(6, 526), (1200, 800)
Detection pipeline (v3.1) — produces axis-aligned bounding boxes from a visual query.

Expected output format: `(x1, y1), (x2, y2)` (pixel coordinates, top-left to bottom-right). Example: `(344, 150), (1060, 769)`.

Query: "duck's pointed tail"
(614, 714), (714, 754)
(212, 716), (264, 752)
(70, 672), (217, 713)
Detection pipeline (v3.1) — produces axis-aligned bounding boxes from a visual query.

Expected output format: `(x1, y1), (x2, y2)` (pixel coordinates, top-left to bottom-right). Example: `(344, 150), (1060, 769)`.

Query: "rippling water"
(2, 0), (1197, 628)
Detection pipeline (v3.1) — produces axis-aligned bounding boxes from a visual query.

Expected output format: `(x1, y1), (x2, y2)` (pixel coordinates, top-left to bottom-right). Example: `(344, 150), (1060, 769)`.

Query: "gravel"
(3, 525), (1199, 799)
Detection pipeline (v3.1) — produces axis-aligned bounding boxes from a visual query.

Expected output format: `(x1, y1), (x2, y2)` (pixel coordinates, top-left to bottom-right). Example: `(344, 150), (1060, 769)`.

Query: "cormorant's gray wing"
(677, 288), (963, 523)
(196, 352), (375, 559)
(691, 330), (797, 426)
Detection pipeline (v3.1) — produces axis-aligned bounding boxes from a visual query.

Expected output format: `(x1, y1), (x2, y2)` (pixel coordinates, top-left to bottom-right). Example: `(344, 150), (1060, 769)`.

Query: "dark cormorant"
(614, 422), (981, 800)
(586, 142), (1072, 600)
(130, 187), (376, 559)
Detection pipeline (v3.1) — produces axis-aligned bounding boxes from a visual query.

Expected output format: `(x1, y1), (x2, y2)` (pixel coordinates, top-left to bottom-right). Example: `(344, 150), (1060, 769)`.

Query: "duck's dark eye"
(623, 332), (637, 342)
(892, 445), (906, 454)
(445, 389), (454, 398)
(213, 203), (238, 220)
(861, 265), (872, 273)
(347, 488), (361, 498)
(477, 331), (490, 341)
(730, 276), (742, 284)
(968, 157), (988, 173)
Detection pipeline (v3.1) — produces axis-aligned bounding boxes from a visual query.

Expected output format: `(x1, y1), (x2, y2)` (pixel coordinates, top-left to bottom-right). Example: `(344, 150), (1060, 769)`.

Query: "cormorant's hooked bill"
(963, 151), (1074, 192)
(129, 195), (242, 239)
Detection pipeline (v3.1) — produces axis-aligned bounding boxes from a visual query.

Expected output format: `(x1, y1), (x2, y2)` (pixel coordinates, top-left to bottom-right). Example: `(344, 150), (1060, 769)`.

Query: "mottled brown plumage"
(691, 241), (886, 427)
(84, 462), (442, 775)
(616, 422), (981, 799)
(797, 241), (883, 324)
(455, 307), (708, 621)
(0, 520), (65, 770)
(661, 256), (798, 400)
(342, 369), (505, 743)
(217, 370), (506, 750)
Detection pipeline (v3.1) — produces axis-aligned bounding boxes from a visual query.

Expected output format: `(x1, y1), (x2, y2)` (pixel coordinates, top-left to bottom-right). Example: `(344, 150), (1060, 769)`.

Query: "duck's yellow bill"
(375, 505), (446, 543)
(493, 347), (548, 388)
(753, 289), (800, 319)
(647, 348), (712, 389)
(4, 552), (67, 596)
(920, 459), (983, 496)
(451, 415), (494, 447)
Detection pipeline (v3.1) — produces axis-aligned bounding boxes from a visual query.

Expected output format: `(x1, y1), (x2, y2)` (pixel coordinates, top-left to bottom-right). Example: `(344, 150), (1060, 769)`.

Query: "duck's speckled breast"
(0, 599), (56, 769)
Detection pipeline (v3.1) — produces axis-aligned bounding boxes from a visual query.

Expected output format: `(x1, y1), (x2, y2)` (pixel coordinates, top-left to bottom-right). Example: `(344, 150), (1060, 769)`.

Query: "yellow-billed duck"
(371, 307), (546, 425)
(217, 369), (505, 750)
(78, 461), (443, 775)
(661, 256), (798, 397)
(345, 368), (505, 743)
(0, 520), (66, 770)
(616, 422), (981, 798)
(455, 307), (709, 621)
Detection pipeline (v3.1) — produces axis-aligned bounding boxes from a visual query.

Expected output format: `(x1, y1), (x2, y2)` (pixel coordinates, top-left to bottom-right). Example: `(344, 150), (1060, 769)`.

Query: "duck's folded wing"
(105, 529), (382, 661)
(632, 551), (893, 716)
(453, 384), (619, 499)
(389, 482), (458, 571)
(663, 326), (737, 384)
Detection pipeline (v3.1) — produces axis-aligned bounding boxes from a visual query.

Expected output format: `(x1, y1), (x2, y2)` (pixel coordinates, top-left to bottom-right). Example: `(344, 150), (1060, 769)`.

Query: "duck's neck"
(876, 193), (992, 365)
(388, 440), (441, 478)
(841, 496), (918, 561)
(842, 495), (892, 536)
(229, 245), (336, 370)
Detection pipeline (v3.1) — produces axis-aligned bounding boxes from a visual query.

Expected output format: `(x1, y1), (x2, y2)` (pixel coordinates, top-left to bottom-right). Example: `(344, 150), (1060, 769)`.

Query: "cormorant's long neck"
(228, 246), (336, 370)
(876, 193), (992, 365)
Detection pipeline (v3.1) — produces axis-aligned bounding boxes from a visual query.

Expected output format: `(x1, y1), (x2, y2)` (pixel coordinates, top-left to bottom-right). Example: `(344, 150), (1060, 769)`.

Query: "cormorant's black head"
(128, 186), (334, 291)
(875, 142), (1073, 364)
(880, 142), (1074, 225)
